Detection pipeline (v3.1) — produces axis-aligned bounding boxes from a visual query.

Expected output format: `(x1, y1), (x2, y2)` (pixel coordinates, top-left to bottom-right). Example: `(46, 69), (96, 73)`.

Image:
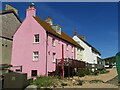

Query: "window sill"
(33, 60), (38, 62)
(52, 45), (55, 47)
(52, 61), (56, 63)
(33, 42), (39, 44)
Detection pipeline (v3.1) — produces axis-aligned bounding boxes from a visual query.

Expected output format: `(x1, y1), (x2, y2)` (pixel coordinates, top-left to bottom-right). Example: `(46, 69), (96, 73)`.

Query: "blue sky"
(2, 2), (118, 58)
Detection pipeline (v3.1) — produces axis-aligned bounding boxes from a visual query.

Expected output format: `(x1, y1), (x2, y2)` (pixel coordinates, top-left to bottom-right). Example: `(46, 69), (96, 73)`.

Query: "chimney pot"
(46, 16), (53, 25)
(74, 28), (77, 36)
(26, 4), (36, 17)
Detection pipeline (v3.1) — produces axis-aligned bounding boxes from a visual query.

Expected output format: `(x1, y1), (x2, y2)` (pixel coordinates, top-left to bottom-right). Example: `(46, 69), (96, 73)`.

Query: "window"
(31, 70), (37, 76)
(52, 53), (56, 62)
(66, 44), (68, 51)
(52, 38), (55, 46)
(72, 46), (74, 52)
(34, 34), (39, 43)
(33, 51), (39, 61)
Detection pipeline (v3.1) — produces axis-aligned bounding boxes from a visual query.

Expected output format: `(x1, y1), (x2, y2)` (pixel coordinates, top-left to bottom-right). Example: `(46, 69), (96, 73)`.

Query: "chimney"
(5, 4), (18, 15)
(74, 28), (77, 36)
(46, 16), (53, 25)
(80, 35), (86, 41)
(26, 3), (36, 17)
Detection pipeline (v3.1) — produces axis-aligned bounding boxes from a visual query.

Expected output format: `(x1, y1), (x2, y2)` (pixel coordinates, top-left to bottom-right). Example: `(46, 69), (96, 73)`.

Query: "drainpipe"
(46, 32), (48, 76)
(62, 44), (64, 80)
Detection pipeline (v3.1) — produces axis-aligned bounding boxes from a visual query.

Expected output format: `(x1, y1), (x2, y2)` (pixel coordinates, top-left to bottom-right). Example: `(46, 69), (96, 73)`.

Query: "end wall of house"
(11, 16), (47, 77)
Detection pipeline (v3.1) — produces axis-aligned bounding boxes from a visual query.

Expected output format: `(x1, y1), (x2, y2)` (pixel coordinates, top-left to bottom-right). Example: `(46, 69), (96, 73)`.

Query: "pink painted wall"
(47, 34), (76, 72)
(12, 6), (47, 77)
(11, 5), (76, 77)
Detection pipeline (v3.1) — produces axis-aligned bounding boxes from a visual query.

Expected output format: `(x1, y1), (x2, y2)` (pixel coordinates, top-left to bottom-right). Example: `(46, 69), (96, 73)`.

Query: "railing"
(56, 58), (86, 68)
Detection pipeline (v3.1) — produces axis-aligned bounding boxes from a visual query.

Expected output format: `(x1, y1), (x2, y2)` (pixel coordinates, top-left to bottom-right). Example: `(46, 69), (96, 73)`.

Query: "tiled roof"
(33, 16), (84, 50)
(0, 10), (22, 39)
(0, 10), (22, 23)
(78, 36), (101, 55)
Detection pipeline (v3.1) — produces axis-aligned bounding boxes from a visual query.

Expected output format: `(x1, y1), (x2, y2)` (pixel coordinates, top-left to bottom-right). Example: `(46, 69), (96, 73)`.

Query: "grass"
(32, 76), (58, 88)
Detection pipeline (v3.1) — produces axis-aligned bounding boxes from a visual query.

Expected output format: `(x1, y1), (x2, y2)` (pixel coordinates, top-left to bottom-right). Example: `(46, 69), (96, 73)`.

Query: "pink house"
(11, 5), (84, 77)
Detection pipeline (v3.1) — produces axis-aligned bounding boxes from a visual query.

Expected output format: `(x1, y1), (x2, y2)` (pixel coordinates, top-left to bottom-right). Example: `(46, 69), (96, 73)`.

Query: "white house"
(73, 30), (101, 65)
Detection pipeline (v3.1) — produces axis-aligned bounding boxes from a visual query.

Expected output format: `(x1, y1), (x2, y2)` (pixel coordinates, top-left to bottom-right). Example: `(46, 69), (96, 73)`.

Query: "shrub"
(61, 83), (68, 86)
(76, 69), (91, 77)
(99, 69), (109, 74)
(91, 70), (99, 75)
(32, 76), (57, 87)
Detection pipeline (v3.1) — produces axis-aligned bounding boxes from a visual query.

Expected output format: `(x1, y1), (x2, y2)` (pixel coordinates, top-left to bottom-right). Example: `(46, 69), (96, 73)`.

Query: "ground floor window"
(31, 70), (37, 76)
(33, 51), (39, 61)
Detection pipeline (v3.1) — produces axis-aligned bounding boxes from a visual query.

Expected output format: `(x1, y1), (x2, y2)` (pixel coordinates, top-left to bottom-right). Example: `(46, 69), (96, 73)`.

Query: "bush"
(99, 69), (109, 74)
(91, 70), (99, 75)
(61, 83), (68, 86)
(76, 69), (91, 77)
(32, 76), (57, 87)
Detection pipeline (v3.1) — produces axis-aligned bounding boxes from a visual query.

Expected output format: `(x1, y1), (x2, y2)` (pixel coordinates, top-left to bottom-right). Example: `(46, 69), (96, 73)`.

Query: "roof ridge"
(33, 16), (84, 49)
(77, 36), (101, 55)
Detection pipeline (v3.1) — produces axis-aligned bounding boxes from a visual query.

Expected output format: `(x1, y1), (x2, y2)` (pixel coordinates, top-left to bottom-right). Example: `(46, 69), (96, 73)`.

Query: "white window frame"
(52, 38), (55, 46)
(33, 51), (39, 61)
(66, 44), (69, 51)
(52, 53), (56, 62)
(34, 34), (39, 43)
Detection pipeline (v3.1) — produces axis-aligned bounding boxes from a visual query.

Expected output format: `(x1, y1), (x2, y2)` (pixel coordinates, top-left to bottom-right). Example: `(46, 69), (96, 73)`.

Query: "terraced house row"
(1, 4), (102, 77)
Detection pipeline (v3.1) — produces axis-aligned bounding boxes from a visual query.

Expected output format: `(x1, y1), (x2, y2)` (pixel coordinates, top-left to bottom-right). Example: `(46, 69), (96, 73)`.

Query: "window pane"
(34, 34), (39, 43)
(33, 51), (39, 61)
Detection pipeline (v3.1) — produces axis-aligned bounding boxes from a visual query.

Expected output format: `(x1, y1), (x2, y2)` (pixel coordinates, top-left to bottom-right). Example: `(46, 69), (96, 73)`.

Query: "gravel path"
(78, 68), (118, 82)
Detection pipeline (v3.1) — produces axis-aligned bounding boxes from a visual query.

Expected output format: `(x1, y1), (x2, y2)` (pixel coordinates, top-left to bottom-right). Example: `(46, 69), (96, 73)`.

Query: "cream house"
(73, 30), (101, 70)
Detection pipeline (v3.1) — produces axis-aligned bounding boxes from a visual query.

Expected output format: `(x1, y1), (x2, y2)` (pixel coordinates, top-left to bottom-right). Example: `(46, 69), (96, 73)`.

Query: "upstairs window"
(66, 44), (69, 51)
(52, 53), (56, 62)
(52, 38), (55, 46)
(72, 46), (74, 52)
(34, 34), (39, 43)
(33, 51), (39, 61)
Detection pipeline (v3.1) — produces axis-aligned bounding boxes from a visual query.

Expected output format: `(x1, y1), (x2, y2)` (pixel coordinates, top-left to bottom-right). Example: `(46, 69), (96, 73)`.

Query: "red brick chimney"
(26, 3), (36, 17)
(46, 16), (53, 25)
(74, 28), (77, 36)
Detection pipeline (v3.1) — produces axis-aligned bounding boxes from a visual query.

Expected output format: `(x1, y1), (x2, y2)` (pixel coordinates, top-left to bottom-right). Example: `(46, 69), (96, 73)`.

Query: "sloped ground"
(26, 68), (119, 89)
(79, 68), (118, 82)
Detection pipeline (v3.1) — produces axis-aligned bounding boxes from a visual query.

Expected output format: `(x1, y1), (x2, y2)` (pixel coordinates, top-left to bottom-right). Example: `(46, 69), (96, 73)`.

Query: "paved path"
(79, 68), (118, 82)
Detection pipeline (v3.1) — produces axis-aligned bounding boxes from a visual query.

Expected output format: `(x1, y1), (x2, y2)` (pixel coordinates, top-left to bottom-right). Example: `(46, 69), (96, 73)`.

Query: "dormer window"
(34, 34), (39, 43)
(51, 24), (61, 35)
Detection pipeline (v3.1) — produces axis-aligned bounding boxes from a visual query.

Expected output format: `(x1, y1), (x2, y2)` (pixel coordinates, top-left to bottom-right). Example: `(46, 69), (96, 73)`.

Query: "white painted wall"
(73, 36), (101, 64)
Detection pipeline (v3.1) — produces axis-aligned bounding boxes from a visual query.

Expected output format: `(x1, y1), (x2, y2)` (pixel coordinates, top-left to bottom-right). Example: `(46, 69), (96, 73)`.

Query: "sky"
(2, 2), (118, 59)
